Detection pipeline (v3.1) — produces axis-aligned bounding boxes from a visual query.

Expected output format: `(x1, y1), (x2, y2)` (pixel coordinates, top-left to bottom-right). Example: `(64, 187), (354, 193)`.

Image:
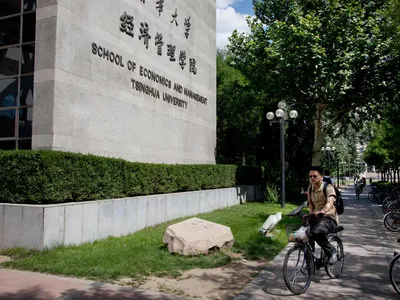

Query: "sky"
(216, 0), (254, 49)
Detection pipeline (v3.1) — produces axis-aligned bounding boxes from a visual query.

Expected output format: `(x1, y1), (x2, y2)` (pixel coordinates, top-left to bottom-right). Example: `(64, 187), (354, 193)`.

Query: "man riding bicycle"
(308, 166), (339, 265)
(355, 177), (364, 197)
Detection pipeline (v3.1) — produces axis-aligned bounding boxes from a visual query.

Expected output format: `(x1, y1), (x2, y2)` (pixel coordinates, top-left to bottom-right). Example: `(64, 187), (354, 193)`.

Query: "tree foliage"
(226, 0), (400, 165)
(216, 50), (264, 165)
(364, 120), (400, 172)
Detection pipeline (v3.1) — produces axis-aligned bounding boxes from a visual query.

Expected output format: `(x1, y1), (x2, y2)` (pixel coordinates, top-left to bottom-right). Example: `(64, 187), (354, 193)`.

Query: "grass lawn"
(1, 201), (303, 282)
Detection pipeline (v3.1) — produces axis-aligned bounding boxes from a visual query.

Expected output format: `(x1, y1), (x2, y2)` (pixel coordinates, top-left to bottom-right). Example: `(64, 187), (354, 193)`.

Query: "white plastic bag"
(288, 226), (309, 243)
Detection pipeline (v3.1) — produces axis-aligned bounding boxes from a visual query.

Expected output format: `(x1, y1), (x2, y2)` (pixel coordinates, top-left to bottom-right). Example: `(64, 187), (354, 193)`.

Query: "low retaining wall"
(0, 185), (262, 250)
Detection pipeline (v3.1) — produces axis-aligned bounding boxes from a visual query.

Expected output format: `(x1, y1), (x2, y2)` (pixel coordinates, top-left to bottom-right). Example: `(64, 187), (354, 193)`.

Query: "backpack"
(308, 183), (344, 215)
(323, 182), (344, 215)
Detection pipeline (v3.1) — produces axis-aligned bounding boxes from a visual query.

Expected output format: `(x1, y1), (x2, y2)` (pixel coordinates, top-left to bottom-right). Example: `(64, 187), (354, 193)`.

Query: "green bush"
(264, 184), (279, 203)
(0, 150), (263, 204)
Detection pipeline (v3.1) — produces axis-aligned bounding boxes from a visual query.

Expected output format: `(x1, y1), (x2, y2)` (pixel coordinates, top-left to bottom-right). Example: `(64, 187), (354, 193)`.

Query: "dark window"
(0, 0), (36, 150)
(0, 140), (16, 149)
(0, 16), (20, 46)
(0, 0), (21, 18)
(0, 77), (18, 107)
(0, 46), (20, 77)
(23, 0), (36, 12)
(22, 13), (35, 42)
(0, 110), (16, 137)
(20, 75), (33, 105)
(18, 139), (31, 149)
(18, 107), (32, 137)
(21, 44), (34, 73)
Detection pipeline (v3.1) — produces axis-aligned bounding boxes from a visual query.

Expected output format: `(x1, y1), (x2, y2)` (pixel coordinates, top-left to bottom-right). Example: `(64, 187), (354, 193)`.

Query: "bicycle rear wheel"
(325, 236), (344, 278)
(283, 244), (313, 295)
(390, 253), (400, 295)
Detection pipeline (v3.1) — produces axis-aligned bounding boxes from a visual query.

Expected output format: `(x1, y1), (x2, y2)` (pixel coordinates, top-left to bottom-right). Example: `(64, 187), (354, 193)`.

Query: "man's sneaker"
(328, 249), (337, 265)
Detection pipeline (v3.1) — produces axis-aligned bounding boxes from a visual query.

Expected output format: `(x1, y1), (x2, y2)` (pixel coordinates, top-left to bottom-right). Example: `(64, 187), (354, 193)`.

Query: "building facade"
(0, 0), (216, 164)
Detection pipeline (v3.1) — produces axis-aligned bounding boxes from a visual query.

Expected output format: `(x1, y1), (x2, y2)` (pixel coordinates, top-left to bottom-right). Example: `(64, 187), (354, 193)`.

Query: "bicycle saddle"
(331, 226), (344, 233)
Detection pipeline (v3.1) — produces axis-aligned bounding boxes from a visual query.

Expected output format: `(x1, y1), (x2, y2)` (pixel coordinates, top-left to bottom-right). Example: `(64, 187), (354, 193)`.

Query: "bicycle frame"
(296, 239), (332, 275)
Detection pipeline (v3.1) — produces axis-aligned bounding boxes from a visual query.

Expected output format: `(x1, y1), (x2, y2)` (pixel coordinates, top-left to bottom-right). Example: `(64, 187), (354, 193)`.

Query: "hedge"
(0, 150), (263, 204)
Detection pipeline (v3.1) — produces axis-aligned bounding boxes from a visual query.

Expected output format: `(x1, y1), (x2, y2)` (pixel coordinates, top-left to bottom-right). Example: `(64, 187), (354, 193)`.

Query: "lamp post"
(266, 101), (298, 208)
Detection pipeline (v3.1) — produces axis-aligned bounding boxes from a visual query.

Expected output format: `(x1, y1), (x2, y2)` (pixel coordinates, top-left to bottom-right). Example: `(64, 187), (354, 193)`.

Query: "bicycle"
(389, 238), (400, 295)
(283, 214), (345, 295)
(383, 211), (400, 232)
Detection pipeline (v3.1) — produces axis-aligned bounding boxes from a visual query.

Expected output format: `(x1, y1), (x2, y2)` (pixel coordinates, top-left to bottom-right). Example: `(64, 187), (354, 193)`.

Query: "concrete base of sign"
(163, 217), (234, 255)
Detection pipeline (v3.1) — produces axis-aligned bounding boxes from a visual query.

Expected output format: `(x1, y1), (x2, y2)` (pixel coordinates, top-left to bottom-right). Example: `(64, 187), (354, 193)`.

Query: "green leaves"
(226, 0), (399, 165)
(0, 150), (262, 204)
(364, 120), (400, 170)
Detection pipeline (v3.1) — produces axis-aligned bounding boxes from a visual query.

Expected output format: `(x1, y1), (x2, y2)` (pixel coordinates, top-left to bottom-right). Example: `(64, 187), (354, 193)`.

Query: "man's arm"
(308, 189), (314, 213)
(319, 195), (335, 214)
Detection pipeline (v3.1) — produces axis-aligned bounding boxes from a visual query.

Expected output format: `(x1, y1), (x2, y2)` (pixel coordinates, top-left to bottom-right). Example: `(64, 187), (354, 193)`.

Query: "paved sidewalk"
(0, 268), (189, 300)
(234, 184), (400, 300)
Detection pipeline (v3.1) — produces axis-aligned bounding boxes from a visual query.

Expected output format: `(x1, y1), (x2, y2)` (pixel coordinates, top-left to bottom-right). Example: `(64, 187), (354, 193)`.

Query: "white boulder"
(163, 217), (235, 256)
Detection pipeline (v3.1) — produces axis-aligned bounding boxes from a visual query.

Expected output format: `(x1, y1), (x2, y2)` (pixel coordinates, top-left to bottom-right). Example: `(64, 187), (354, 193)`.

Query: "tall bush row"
(0, 150), (263, 204)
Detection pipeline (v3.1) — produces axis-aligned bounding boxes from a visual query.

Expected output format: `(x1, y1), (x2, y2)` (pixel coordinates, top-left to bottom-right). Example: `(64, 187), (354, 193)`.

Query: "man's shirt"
(310, 183), (339, 224)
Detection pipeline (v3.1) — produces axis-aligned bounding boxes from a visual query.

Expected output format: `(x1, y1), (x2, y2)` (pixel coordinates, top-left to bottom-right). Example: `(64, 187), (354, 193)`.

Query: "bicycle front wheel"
(283, 244), (313, 295)
(325, 236), (344, 278)
(390, 253), (400, 295)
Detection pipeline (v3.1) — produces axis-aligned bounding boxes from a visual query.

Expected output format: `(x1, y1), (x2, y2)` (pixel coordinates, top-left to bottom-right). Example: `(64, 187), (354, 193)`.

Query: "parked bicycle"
(389, 239), (400, 295)
(283, 213), (345, 294)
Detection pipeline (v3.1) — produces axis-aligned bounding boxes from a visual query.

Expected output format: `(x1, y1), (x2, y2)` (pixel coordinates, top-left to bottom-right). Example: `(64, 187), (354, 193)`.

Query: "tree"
(216, 50), (264, 164)
(386, 0), (400, 50)
(217, 50), (315, 198)
(227, 0), (400, 165)
(364, 121), (400, 181)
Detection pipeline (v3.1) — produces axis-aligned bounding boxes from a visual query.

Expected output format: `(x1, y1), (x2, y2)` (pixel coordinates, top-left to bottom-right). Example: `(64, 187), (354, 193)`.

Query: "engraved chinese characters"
(119, 0), (196, 75)
(184, 17), (191, 39)
(156, 0), (164, 16)
(139, 22), (151, 49)
(120, 12), (134, 37)
(155, 33), (163, 56)
(171, 8), (178, 26)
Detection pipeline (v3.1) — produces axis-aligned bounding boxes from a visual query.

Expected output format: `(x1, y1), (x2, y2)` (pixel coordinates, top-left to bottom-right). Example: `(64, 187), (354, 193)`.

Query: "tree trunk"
(311, 104), (326, 166)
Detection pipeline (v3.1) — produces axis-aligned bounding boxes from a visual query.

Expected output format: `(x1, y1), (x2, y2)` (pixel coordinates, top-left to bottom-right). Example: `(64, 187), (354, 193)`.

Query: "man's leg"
(310, 218), (336, 257)
(308, 216), (319, 252)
